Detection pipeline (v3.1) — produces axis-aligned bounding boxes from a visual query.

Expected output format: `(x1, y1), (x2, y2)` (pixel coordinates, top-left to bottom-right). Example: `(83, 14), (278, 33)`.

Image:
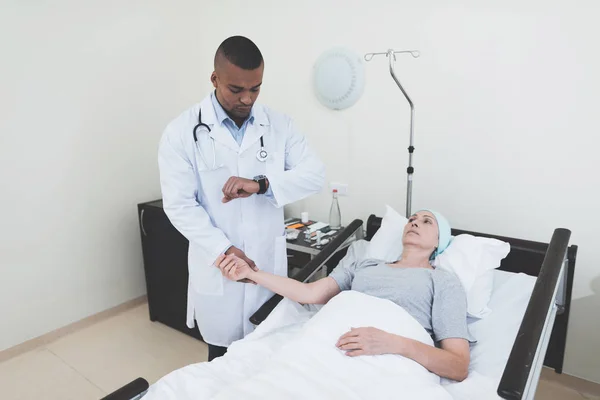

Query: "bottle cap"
(333, 189), (338, 193)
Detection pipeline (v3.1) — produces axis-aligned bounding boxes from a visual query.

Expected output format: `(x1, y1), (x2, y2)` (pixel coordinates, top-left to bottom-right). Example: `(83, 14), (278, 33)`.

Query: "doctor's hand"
(215, 254), (257, 283)
(224, 246), (258, 272)
(221, 177), (260, 203)
(336, 327), (396, 357)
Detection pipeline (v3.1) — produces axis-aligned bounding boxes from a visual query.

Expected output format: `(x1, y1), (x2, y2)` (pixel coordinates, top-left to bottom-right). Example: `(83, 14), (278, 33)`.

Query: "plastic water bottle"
(329, 189), (341, 229)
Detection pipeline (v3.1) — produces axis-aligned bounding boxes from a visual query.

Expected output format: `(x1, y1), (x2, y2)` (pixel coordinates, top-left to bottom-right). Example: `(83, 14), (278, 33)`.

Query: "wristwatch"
(253, 175), (268, 195)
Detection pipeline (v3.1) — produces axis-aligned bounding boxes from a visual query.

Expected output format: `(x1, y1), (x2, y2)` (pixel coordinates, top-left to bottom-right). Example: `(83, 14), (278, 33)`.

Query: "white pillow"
(365, 205), (407, 262)
(434, 235), (510, 318)
(365, 205), (510, 319)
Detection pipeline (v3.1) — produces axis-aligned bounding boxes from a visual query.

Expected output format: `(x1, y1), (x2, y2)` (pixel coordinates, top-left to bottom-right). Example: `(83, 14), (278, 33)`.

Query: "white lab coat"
(158, 94), (325, 346)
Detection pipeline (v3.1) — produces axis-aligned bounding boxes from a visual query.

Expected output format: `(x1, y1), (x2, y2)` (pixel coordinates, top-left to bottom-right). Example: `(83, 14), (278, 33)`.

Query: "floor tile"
(541, 368), (600, 400)
(0, 348), (105, 400)
(537, 378), (586, 400)
(46, 303), (207, 394)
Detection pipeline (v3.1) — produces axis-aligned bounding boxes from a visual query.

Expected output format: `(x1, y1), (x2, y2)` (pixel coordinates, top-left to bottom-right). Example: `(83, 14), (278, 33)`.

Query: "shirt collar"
(210, 91), (255, 126)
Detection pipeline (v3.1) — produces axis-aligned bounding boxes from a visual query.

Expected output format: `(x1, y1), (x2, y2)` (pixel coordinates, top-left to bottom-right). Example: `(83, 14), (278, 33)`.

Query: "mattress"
(145, 269), (537, 399)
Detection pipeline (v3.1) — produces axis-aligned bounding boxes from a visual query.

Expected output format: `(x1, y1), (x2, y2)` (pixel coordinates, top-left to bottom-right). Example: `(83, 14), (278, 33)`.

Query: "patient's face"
(403, 211), (438, 253)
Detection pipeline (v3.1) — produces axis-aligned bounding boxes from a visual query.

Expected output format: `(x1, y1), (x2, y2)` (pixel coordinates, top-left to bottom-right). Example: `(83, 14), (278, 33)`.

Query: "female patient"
(215, 210), (471, 382)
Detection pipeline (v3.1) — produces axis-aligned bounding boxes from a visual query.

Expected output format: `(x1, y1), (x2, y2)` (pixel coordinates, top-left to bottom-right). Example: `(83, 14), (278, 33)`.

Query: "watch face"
(254, 175), (266, 180)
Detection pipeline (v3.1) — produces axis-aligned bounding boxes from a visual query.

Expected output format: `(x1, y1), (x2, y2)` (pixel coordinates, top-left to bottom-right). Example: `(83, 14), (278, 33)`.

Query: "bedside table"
(285, 225), (364, 280)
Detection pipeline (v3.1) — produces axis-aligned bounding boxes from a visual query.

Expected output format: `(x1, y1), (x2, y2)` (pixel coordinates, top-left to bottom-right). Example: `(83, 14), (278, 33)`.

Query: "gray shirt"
(329, 259), (474, 343)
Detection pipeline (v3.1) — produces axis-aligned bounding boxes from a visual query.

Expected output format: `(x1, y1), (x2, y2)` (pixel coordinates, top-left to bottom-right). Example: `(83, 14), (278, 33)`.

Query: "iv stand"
(364, 49), (420, 217)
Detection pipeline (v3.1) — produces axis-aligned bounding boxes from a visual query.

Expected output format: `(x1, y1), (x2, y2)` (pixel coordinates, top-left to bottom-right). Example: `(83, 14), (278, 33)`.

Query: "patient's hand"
(336, 327), (395, 357)
(215, 254), (256, 283)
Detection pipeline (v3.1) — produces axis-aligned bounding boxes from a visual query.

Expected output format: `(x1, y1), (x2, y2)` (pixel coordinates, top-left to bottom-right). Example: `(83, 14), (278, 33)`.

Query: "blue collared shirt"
(210, 92), (254, 147)
(210, 92), (273, 198)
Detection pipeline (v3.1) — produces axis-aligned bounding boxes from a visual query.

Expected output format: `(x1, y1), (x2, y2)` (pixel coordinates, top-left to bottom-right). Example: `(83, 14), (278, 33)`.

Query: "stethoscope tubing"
(193, 108), (268, 168)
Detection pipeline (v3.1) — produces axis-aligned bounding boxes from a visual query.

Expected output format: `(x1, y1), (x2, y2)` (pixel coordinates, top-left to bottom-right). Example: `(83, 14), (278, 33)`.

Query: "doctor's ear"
(211, 72), (218, 88)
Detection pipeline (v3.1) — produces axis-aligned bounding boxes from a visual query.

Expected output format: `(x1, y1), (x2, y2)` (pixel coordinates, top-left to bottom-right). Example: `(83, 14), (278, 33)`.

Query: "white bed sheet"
(442, 270), (537, 399)
(145, 269), (537, 400)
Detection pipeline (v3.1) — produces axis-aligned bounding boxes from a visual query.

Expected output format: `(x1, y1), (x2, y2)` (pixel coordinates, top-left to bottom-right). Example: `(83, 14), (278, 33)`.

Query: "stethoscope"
(193, 108), (268, 169)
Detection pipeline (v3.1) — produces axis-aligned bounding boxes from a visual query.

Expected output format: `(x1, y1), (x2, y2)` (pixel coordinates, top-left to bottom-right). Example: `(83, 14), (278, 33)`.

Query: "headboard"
(365, 214), (578, 374)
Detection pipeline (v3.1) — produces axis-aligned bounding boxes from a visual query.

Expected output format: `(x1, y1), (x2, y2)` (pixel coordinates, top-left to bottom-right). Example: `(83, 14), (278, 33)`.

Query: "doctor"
(158, 36), (325, 361)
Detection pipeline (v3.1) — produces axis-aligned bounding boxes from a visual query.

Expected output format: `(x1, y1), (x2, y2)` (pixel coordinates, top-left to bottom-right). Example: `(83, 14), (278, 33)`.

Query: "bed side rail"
(100, 377), (149, 400)
(249, 219), (364, 326)
(497, 228), (571, 400)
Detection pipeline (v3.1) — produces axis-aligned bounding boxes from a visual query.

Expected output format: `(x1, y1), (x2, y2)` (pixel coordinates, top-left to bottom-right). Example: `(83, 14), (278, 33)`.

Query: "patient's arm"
(216, 254), (341, 304)
(394, 336), (470, 382)
(251, 271), (340, 304)
(337, 328), (469, 382)
(395, 337), (470, 382)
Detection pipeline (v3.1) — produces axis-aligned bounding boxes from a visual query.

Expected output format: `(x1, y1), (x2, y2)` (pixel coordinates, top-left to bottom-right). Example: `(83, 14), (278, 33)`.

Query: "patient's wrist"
(391, 334), (410, 356)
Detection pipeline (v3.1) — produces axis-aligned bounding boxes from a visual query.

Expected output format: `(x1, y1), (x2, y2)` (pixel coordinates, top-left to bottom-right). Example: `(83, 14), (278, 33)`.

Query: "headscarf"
(416, 209), (451, 258)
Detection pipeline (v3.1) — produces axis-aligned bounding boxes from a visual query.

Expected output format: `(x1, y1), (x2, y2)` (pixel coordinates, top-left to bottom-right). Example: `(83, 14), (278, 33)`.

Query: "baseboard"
(541, 367), (600, 397)
(0, 295), (147, 363)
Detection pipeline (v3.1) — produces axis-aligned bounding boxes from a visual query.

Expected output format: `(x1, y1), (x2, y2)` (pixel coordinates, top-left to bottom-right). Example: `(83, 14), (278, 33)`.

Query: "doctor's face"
(211, 59), (264, 121)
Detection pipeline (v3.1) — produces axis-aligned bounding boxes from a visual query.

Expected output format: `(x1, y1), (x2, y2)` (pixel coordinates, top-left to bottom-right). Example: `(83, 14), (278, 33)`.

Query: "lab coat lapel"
(210, 125), (239, 153)
(240, 104), (270, 155)
(198, 96), (239, 153)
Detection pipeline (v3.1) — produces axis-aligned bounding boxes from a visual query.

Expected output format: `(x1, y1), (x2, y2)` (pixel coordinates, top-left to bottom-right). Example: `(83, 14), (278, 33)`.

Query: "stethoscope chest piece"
(256, 148), (268, 162)
(256, 136), (268, 162)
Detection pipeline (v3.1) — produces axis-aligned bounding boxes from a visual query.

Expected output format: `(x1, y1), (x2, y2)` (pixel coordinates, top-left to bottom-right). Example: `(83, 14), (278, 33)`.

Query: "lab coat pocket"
(274, 235), (289, 277)
(188, 245), (224, 296)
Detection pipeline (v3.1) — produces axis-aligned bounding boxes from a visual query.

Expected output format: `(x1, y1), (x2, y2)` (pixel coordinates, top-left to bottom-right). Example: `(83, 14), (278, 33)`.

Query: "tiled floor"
(537, 374), (598, 400)
(0, 303), (207, 399)
(0, 301), (597, 399)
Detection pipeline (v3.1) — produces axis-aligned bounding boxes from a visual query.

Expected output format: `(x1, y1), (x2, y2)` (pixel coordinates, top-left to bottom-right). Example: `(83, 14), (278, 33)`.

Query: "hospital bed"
(102, 215), (577, 400)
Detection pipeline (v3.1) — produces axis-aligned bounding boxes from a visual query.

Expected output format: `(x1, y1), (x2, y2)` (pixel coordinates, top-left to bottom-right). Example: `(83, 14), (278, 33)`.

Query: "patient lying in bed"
(216, 209), (473, 383)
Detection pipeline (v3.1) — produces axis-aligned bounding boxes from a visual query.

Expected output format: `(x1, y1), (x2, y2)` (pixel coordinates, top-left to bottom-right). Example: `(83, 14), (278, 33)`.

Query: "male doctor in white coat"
(158, 36), (325, 361)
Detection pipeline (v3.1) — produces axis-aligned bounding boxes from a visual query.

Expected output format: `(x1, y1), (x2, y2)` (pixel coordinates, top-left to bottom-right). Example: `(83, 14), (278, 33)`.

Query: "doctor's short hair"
(215, 36), (263, 70)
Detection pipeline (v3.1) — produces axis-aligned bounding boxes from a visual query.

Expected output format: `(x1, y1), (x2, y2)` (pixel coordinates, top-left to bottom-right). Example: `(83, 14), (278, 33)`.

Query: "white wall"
(223, 1), (600, 382)
(2, 0), (599, 383)
(0, 1), (179, 351)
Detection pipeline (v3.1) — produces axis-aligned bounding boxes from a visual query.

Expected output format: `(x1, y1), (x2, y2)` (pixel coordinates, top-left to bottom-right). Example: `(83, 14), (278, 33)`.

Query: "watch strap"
(254, 176), (268, 195)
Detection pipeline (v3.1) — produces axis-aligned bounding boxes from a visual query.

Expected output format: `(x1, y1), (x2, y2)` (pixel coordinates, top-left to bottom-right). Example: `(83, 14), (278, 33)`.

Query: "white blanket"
(144, 291), (453, 400)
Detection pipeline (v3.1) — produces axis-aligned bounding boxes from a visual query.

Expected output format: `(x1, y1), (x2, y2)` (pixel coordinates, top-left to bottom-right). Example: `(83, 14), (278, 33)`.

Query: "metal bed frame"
(102, 216), (577, 400)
